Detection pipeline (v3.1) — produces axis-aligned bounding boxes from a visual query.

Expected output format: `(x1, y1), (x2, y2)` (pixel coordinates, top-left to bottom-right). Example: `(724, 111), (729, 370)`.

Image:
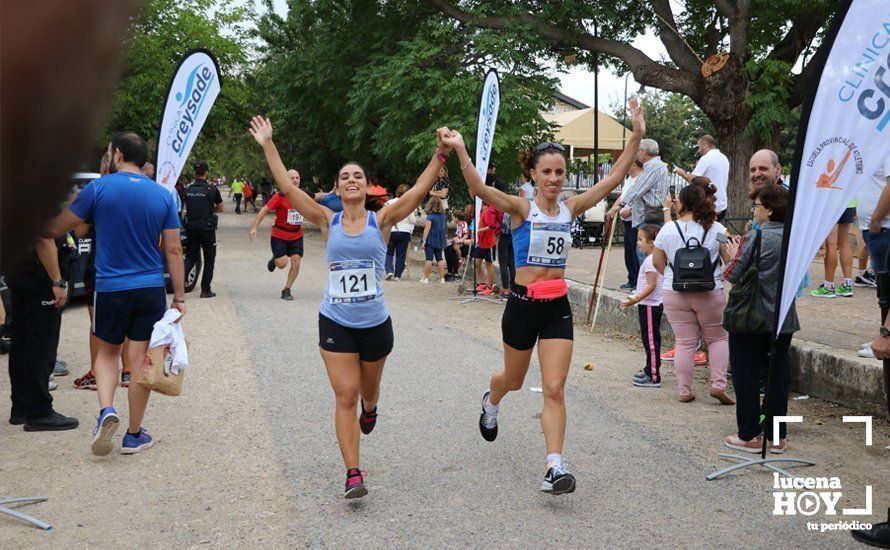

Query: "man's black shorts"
(93, 287), (166, 345)
(471, 246), (493, 261)
(318, 314), (394, 362)
(271, 236), (304, 259)
(837, 207), (855, 225)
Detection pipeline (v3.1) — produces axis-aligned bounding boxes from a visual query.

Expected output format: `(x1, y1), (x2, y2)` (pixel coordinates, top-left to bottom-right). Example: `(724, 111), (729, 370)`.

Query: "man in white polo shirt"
(674, 134), (730, 221)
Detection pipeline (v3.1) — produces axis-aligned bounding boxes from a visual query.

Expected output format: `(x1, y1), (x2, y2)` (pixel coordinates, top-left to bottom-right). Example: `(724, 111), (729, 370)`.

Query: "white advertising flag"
(474, 70), (500, 224)
(778, 0), (890, 333)
(156, 50), (222, 192)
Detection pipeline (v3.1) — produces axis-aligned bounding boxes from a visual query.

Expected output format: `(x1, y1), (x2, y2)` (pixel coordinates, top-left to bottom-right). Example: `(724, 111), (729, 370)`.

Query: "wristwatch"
(51, 279), (68, 289)
(880, 327), (890, 338)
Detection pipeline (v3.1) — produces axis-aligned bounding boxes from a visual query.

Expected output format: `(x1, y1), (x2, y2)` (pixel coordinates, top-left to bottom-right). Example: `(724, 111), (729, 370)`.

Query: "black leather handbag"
(722, 230), (770, 333)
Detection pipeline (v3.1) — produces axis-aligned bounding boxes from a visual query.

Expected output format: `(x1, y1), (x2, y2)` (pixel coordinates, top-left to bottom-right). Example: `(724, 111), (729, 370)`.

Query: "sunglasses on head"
(535, 142), (565, 153)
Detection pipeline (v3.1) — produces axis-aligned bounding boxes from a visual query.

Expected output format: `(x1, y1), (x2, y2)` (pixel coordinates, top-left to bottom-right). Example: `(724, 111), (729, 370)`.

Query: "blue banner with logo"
(155, 49), (222, 191)
(473, 69), (500, 226)
(778, 0), (890, 333)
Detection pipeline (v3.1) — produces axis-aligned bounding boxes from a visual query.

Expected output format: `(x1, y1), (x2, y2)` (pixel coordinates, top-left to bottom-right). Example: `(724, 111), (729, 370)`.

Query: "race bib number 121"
(328, 260), (377, 304)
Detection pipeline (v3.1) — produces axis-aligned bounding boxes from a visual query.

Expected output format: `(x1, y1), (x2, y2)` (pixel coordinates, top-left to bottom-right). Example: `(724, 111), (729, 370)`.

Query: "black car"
(68, 173), (200, 299)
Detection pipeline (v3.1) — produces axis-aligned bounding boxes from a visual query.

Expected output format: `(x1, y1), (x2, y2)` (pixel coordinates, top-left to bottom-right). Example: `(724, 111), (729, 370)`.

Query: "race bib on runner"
(527, 222), (570, 266)
(286, 209), (303, 225)
(328, 260), (377, 304)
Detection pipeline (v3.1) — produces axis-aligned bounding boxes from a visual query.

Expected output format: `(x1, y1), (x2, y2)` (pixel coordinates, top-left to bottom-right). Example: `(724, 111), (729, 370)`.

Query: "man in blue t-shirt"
(47, 131), (185, 457)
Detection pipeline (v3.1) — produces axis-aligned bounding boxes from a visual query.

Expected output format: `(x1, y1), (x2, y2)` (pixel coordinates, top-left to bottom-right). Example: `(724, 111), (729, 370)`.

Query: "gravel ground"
(1, 209), (886, 548)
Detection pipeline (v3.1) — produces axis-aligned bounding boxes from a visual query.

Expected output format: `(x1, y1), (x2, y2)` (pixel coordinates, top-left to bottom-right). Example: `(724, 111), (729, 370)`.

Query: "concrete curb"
(562, 279), (888, 417)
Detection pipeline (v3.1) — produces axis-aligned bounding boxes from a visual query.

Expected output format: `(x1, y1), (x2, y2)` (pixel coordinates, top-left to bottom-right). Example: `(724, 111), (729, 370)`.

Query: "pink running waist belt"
(526, 279), (568, 300)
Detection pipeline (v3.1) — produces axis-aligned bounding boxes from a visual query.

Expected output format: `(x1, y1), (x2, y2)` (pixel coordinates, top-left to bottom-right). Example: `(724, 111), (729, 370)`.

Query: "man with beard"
(46, 132), (185, 456)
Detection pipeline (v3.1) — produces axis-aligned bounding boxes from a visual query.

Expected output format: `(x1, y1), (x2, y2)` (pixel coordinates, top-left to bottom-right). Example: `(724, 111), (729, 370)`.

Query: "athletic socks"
(546, 453), (563, 468)
(483, 394), (499, 416)
(346, 468), (362, 479)
(823, 281), (835, 289)
(844, 278), (853, 287)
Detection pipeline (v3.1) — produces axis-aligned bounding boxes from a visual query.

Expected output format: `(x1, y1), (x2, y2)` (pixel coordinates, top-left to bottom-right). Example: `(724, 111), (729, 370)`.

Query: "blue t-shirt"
(426, 212), (447, 248)
(70, 171), (180, 292)
(320, 193), (343, 213)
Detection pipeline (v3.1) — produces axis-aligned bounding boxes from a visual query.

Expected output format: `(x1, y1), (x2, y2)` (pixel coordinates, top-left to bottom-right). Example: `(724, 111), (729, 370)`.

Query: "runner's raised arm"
(249, 116), (329, 228)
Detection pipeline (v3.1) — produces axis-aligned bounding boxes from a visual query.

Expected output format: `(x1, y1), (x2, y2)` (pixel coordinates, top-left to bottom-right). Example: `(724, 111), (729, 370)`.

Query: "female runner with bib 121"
(441, 98), (644, 495)
(250, 116), (453, 499)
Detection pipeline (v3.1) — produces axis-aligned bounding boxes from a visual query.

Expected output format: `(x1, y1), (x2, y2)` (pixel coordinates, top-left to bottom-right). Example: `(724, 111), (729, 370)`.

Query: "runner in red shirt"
(249, 169), (305, 300)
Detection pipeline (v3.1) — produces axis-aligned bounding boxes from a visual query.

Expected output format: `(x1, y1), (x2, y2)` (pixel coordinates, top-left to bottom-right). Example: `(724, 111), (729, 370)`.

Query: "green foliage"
(612, 90), (714, 169)
(252, 0), (556, 203)
(100, 0), (254, 177)
(743, 59), (794, 142)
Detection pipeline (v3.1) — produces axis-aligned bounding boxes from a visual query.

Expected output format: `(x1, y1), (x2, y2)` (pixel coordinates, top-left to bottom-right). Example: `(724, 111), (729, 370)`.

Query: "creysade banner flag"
(474, 70), (500, 225)
(779, 0), (890, 333)
(156, 49), (222, 192)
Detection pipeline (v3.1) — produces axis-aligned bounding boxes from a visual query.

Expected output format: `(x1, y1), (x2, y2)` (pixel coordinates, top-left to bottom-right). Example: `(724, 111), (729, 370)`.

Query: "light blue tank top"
(512, 200), (572, 269)
(319, 211), (389, 328)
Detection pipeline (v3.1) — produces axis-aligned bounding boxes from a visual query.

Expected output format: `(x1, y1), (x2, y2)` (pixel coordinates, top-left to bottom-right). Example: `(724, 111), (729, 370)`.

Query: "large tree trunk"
(717, 124), (756, 231)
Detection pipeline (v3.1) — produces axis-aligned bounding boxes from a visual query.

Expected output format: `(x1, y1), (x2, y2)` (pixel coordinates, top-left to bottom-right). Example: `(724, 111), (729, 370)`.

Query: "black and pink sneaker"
(344, 468), (368, 499)
(359, 400), (377, 435)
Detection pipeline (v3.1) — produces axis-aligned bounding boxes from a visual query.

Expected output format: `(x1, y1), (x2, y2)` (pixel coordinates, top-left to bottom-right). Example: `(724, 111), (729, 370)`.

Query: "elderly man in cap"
(183, 161), (224, 298)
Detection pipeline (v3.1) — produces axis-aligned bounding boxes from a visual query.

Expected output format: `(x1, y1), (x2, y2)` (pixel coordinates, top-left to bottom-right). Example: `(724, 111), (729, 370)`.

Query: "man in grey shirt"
(615, 138), (670, 261)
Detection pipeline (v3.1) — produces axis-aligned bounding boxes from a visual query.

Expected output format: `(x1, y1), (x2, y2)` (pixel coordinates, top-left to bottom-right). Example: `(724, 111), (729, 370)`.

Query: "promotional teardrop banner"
(777, 0), (890, 333)
(155, 49), (222, 192)
(474, 69), (500, 225)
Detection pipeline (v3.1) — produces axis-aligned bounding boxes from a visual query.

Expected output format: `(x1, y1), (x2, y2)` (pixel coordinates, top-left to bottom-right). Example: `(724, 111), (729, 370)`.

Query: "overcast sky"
(265, 0), (668, 116)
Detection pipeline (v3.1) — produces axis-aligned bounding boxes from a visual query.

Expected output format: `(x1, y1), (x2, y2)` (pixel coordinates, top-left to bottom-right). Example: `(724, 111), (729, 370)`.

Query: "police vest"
(184, 180), (216, 230)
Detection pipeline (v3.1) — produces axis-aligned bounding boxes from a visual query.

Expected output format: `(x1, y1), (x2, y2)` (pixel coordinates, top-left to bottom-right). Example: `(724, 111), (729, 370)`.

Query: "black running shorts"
(93, 287), (166, 345)
(501, 286), (573, 350)
(271, 236), (304, 259)
(471, 246), (493, 261)
(318, 314), (394, 362)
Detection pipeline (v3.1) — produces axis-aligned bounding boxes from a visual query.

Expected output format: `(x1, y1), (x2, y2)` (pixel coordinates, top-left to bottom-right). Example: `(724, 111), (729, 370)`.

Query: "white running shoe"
(419, 278), (429, 284)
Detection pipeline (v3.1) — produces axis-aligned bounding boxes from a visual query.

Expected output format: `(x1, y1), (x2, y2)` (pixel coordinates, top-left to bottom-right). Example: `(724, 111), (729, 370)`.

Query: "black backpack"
(670, 221), (716, 292)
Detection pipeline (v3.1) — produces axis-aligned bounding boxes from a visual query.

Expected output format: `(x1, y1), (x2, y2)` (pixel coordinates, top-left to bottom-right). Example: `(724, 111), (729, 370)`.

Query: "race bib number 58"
(528, 222), (570, 266)
(328, 260), (377, 304)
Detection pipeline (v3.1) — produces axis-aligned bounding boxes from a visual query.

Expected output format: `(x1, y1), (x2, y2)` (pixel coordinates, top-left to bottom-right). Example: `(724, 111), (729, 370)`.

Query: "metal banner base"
(706, 453), (816, 481)
(0, 497), (52, 531)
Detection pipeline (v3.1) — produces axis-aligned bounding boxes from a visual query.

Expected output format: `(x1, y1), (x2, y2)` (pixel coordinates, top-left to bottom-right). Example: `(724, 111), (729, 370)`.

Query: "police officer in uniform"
(183, 161), (224, 298)
(6, 236), (79, 430)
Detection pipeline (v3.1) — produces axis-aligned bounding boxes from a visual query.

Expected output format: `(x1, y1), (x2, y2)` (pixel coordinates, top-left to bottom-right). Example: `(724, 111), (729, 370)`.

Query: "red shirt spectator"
(265, 192), (303, 241)
(478, 205), (502, 249)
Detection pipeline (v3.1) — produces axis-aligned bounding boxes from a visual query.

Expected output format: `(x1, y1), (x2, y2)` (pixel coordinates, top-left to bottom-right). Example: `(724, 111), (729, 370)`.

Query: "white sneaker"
(439, 277), (446, 284)
(858, 346), (876, 359)
(419, 278), (429, 284)
(393, 277), (400, 281)
(385, 273), (394, 280)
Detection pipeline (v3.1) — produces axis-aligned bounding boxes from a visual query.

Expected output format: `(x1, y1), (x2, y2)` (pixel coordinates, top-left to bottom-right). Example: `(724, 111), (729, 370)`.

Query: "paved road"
(1, 209), (884, 548)
(218, 211), (878, 548)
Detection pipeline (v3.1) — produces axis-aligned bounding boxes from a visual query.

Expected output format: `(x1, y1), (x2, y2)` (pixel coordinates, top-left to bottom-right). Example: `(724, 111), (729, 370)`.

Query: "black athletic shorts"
(271, 236), (304, 259)
(318, 314), (394, 362)
(838, 207), (855, 225)
(471, 246), (493, 261)
(93, 287), (166, 345)
(502, 285), (573, 350)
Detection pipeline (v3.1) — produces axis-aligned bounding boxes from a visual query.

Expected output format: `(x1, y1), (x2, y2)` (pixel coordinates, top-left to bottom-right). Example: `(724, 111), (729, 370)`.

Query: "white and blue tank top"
(512, 200), (572, 269)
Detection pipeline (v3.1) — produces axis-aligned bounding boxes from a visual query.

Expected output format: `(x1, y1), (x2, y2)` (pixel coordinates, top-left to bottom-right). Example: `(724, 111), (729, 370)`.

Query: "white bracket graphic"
(773, 416), (804, 446)
(842, 416), (873, 446)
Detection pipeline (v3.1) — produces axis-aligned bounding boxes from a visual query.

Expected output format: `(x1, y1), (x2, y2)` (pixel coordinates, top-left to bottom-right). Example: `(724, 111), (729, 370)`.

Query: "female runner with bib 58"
(440, 98), (645, 495)
(250, 116), (453, 499)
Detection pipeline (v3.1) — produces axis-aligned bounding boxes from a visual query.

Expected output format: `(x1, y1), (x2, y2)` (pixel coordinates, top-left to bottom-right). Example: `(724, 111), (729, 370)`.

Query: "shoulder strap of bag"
(754, 229), (762, 270)
(673, 220), (687, 246)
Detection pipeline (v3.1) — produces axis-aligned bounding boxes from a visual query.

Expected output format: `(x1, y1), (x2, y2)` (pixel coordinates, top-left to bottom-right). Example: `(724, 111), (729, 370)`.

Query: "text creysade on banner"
(156, 50), (222, 193)
(474, 70), (500, 226)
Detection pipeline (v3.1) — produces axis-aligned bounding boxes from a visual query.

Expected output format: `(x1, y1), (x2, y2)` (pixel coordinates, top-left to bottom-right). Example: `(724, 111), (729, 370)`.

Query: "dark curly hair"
(678, 183), (717, 229)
